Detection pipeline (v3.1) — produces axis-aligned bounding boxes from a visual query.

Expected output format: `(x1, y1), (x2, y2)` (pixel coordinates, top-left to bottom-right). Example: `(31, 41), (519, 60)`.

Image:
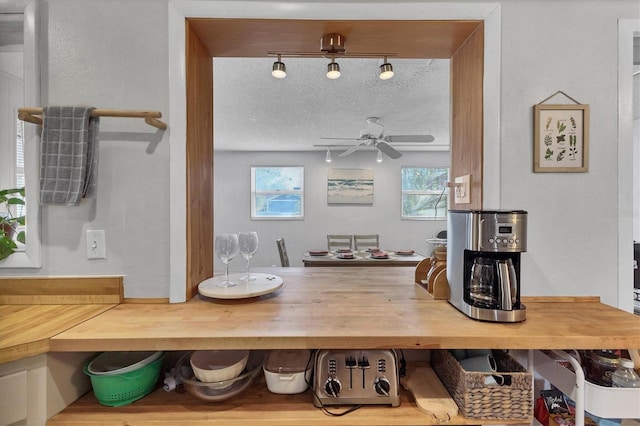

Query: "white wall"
(213, 150), (449, 272)
(5, 0), (639, 306)
(2, 1), (171, 298)
(500, 0), (638, 307)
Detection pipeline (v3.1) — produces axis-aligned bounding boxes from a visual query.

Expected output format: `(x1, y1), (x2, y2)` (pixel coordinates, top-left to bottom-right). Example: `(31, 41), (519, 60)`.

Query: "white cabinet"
(532, 350), (640, 426)
(0, 369), (27, 425)
(0, 352), (94, 425)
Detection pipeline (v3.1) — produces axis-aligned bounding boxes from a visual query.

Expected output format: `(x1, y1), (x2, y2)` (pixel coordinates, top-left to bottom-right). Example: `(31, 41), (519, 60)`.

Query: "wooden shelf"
(48, 374), (523, 425)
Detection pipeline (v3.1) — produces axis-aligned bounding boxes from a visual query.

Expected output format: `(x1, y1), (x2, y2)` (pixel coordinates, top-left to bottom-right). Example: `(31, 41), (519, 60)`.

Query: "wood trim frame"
(183, 18), (486, 299)
(185, 21), (214, 300)
(450, 23), (484, 210)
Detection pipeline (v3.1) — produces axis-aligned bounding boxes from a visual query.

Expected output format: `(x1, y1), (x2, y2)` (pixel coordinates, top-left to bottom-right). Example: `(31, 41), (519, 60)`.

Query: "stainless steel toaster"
(312, 349), (400, 407)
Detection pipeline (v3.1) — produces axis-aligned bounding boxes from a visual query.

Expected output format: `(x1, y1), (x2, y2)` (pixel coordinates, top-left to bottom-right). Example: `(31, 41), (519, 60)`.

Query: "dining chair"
(276, 238), (289, 267)
(326, 235), (353, 251)
(353, 234), (380, 251)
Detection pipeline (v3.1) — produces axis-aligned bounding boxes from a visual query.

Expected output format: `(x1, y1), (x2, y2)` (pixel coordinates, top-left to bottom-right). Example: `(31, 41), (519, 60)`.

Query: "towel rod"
(17, 107), (167, 130)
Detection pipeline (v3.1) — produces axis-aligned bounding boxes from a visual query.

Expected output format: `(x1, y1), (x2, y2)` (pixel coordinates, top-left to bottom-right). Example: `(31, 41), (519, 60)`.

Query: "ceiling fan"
(319, 117), (435, 159)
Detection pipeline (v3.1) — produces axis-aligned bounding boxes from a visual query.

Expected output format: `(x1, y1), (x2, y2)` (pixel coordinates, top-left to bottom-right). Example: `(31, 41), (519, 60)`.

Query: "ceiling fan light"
(379, 62), (394, 80)
(376, 149), (383, 163)
(326, 62), (341, 79)
(325, 148), (332, 163)
(272, 60), (286, 79)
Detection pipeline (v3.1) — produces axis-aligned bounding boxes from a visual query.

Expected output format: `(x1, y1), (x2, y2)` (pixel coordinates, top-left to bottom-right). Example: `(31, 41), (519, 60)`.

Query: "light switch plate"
(86, 230), (107, 259)
(454, 175), (471, 204)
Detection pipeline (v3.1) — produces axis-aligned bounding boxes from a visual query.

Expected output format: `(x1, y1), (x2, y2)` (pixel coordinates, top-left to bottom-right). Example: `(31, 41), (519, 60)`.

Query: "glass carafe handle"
(497, 260), (513, 310)
(507, 258), (518, 306)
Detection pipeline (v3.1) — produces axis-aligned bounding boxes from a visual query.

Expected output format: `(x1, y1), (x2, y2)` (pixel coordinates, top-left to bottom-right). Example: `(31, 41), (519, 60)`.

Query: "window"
(15, 118), (25, 218)
(401, 167), (449, 219)
(251, 166), (304, 220)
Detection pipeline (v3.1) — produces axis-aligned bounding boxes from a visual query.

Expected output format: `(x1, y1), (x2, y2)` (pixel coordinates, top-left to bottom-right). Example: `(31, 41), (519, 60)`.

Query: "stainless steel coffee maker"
(447, 210), (528, 322)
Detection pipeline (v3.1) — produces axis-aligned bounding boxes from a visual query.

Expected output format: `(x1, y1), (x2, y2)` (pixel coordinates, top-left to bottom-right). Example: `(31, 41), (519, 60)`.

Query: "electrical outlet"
(86, 230), (107, 259)
(454, 174), (471, 204)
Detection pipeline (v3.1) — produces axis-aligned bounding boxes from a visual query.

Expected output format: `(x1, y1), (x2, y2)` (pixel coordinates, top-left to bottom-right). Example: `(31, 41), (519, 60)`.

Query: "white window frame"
(401, 166), (449, 220)
(251, 166), (304, 220)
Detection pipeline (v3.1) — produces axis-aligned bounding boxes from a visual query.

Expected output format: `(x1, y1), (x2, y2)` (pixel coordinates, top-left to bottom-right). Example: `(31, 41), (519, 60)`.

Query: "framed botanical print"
(533, 104), (589, 172)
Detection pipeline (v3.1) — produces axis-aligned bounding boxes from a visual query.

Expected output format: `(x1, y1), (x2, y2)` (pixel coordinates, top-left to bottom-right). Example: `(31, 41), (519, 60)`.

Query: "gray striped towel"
(39, 106), (100, 206)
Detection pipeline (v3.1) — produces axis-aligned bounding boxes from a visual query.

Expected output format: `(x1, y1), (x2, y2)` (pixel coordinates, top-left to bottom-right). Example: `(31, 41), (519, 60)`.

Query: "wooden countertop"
(50, 267), (640, 352)
(0, 304), (115, 363)
(0, 276), (122, 364)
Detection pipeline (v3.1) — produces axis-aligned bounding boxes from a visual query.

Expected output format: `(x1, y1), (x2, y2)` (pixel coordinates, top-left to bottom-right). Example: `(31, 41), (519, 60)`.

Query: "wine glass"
(215, 233), (240, 287)
(238, 232), (259, 282)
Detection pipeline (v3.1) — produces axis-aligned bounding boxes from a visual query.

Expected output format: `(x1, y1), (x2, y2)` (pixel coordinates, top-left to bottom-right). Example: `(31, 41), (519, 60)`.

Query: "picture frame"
(533, 104), (589, 173)
(327, 168), (374, 205)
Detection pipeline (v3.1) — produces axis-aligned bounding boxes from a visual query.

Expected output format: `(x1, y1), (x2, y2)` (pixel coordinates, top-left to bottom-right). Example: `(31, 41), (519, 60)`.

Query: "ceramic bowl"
(190, 350), (250, 383)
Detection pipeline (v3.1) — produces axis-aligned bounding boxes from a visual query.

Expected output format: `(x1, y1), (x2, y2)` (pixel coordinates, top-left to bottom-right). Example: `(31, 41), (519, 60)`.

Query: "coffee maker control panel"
(473, 212), (527, 252)
(486, 224), (523, 250)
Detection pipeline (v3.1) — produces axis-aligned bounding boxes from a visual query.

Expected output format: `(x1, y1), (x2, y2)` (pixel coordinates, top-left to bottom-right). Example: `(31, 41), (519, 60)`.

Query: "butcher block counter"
(0, 276), (121, 364)
(0, 268), (631, 425)
(45, 267), (640, 425)
(50, 267), (640, 351)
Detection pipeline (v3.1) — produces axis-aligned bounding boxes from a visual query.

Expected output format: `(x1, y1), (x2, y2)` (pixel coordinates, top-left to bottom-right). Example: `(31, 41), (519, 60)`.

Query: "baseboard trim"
(122, 298), (170, 304)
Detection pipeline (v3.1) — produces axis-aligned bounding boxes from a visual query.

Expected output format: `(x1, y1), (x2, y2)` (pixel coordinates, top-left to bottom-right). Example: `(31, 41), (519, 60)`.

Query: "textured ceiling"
(213, 57), (451, 152)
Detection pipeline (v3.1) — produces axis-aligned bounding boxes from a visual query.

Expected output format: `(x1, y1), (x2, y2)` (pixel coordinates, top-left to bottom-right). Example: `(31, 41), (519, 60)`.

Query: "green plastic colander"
(83, 355), (164, 407)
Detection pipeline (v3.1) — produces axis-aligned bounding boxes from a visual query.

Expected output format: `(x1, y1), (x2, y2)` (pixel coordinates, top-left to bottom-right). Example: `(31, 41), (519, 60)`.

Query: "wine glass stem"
(246, 258), (251, 280)
(225, 262), (229, 283)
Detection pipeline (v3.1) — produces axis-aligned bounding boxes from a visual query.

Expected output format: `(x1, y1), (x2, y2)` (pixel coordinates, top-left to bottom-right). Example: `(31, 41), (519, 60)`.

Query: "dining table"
(302, 249), (426, 267)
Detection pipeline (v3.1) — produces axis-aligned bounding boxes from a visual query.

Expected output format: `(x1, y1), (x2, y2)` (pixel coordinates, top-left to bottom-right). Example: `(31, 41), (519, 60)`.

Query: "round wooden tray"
(198, 273), (283, 299)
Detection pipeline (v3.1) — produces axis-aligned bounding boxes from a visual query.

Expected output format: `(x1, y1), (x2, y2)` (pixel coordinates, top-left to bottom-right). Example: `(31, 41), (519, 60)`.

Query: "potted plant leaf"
(0, 187), (26, 261)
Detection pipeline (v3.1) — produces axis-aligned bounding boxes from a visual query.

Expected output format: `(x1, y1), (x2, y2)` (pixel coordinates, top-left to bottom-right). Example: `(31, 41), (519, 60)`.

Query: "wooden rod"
(17, 107), (167, 130)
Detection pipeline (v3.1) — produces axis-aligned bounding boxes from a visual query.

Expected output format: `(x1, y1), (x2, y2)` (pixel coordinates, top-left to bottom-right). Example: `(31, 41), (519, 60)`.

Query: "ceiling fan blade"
(339, 143), (366, 157)
(385, 134), (435, 143)
(320, 137), (363, 141)
(376, 141), (403, 159)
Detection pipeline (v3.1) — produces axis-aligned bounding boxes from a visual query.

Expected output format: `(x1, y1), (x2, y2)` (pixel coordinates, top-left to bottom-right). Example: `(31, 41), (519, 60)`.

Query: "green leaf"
(6, 198), (25, 205)
(0, 237), (17, 261)
(16, 231), (25, 244)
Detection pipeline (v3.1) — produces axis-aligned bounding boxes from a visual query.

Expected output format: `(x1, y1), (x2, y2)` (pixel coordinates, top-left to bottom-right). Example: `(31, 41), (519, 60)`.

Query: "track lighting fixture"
(376, 149), (383, 163)
(326, 60), (341, 80)
(271, 54), (286, 79)
(379, 57), (394, 80)
(325, 148), (332, 163)
(268, 33), (395, 80)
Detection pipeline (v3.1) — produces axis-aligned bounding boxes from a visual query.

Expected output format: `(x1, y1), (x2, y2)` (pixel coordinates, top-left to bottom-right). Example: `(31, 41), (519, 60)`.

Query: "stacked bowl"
(177, 350), (266, 402)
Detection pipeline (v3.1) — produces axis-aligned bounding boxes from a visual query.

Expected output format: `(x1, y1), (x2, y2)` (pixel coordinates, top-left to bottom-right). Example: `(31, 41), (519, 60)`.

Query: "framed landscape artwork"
(533, 104), (589, 172)
(327, 168), (374, 205)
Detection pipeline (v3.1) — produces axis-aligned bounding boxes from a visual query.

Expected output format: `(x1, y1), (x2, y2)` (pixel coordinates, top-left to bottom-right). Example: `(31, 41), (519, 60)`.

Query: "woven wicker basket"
(431, 350), (533, 421)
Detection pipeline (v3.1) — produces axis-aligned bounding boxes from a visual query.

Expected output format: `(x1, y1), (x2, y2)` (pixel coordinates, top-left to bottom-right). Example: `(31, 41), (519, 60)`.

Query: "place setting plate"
(369, 253), (390, 260)
(392, 250), (416, 256)
(334, 253), (360, 260)
(198, 273), (283, 299)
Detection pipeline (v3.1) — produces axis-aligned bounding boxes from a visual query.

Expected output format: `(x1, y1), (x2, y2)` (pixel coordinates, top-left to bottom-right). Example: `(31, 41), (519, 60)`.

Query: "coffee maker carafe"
(447, 210), (527, 322)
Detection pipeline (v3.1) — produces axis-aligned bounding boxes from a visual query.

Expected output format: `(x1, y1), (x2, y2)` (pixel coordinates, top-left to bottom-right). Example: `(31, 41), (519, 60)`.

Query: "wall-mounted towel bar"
(18, 107), (167, 130)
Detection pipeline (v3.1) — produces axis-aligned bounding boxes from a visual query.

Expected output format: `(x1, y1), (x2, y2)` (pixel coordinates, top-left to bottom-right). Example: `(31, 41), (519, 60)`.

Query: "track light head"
(272, 55), (286, 78)
(325, 148), (332, 163)
(326, 61), (341, 79)
(376, 149), (383, 163)
(379, 59), (394, 80)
